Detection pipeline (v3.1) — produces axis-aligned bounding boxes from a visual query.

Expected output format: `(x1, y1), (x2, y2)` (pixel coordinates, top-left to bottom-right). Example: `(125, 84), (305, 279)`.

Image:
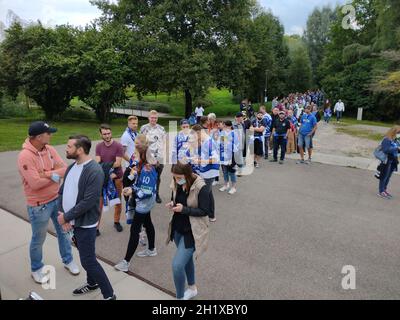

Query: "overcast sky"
(0, 0), (348, 35)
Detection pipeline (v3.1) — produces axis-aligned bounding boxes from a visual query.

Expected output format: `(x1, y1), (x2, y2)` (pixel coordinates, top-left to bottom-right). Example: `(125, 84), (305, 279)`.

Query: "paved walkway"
(0, 208), (173, 300)
(2, 121), (400, 299)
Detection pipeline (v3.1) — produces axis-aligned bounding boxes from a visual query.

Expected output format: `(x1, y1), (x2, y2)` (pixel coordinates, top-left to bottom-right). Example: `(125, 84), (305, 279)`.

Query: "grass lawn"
(338, 117), (398, 128)
(138, 88), (273, 117)
(0, 116), (179, 152)
(335, 126), (384, 142)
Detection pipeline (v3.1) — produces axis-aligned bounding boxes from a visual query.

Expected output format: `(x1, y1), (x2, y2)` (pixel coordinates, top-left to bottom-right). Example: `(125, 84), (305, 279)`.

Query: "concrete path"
(1, 125), (400, 299)
(0, 208), (173, 300)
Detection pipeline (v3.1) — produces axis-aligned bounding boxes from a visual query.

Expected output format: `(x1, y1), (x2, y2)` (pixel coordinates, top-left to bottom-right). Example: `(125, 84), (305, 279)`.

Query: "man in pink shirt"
(17, 121), (80, 284)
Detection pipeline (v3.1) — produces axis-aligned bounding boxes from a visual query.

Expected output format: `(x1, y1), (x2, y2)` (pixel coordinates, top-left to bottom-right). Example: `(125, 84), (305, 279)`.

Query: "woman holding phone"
(166, 162), (211, 300)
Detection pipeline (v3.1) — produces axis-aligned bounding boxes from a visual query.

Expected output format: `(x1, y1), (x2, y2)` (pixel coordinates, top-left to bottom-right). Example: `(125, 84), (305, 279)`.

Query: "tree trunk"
(96, 104), (110, 123)
(184, 89), (192, 119)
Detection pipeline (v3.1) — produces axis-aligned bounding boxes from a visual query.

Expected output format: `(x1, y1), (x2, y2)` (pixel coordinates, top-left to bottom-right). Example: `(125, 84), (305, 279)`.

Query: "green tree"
(374, 0), (400, 51)
(92, 0), (254, 118)
(75, 23), (131, 122)
(303, 6), (337, 85)
(0, 23), (81, 119)
(242, 10), (289, 102)
(285, 36), (312, 93)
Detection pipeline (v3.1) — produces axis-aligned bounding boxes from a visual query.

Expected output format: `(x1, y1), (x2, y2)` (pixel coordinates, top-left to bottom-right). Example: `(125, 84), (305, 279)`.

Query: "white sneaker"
(114, 259), (130, 272)
(219, 185), (229, 192)
(183, 288), (198, 300)
(137, 248), (157, 257)
(228, 187), (237, 195)
(31, 268), (49, 284)
(64, 261), (80, 275)
(212, 181), (219, 186)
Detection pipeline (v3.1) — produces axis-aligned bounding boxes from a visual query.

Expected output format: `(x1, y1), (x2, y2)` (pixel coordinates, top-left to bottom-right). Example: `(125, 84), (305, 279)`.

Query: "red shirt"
(96, 141), (124, 179)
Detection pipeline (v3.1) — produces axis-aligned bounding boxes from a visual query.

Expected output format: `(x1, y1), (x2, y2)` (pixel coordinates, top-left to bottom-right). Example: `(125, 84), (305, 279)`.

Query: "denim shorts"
(298, 133), (312, 149)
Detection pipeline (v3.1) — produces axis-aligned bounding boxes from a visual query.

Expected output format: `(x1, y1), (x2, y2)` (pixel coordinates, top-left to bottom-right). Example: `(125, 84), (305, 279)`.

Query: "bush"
(343, 44), (372, 65)
(61, 106), (96, 121)
(0, 95), (31, 118)
(193, 98), (213, 108)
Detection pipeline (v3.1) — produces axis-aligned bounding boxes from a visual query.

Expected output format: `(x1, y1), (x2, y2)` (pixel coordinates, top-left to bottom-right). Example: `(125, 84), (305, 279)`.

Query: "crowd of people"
(16, 90), (399, 301)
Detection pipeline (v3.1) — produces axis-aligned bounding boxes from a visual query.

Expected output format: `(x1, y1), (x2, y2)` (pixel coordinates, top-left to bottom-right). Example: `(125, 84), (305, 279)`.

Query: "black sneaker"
(96, 229), (101, 237)
(269, 159), (278, 162)
(105, 294), (117, 300)
(73, 283), (99, 296)
(264, 155), (268, 160)
(114, 222), (123, 232)
(279, 160), (284, 164)
(156, 195), (162, 203)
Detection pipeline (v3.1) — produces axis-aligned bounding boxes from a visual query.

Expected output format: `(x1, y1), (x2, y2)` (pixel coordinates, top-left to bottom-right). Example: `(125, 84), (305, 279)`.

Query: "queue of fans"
(16, 90), (398, 301)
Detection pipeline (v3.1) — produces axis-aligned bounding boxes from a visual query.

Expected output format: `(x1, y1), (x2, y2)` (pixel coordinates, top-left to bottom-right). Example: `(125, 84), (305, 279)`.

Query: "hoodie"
(17, 138), (67, 206)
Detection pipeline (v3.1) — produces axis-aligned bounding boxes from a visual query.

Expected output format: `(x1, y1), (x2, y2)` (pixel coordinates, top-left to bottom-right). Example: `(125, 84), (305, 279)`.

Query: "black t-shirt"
(271, 114), (279, 129)
(272, 118), (291, 135)
(171, 185), (195, 248)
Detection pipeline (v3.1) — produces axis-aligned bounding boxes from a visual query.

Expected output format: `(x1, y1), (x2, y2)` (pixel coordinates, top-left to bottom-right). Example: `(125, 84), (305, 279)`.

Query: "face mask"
(177, 178), (186, 185)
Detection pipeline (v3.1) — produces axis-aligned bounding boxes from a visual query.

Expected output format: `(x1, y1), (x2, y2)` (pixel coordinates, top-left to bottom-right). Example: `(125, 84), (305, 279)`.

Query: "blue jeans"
(221, 165), (237, 184)
(74, 227), (114, 299)
(27, 198), (73, 272)
(336, 111), (343, 121)
(379, 161), (396, 193)
(172, 232), (195, 299)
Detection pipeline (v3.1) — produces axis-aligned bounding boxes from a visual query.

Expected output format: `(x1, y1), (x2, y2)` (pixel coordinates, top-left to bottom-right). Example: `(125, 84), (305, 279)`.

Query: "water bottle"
(126, 208), (134, 225)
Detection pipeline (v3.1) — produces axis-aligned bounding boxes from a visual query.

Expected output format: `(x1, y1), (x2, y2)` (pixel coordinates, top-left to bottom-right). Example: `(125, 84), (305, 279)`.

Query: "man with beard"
(17, 121), (79, 284)
(95, 124), (124, 234)
(57, 135), (116, 299)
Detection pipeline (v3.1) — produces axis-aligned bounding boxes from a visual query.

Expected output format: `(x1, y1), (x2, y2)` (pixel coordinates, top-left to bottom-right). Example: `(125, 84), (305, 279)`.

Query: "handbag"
(373, 145), (387, 164)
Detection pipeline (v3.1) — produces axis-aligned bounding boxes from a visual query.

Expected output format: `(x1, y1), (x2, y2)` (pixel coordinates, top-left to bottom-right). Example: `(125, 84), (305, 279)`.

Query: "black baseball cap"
(235, 112), (244, 118)
(28, 121), (57, 136)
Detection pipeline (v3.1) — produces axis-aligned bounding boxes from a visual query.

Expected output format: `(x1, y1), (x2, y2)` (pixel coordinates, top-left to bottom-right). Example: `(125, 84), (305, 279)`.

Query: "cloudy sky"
(0, 0), (348, 35)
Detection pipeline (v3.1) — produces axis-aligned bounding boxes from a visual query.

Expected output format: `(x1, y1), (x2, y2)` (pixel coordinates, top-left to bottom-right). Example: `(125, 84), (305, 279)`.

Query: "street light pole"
(264, 70), (268, 103)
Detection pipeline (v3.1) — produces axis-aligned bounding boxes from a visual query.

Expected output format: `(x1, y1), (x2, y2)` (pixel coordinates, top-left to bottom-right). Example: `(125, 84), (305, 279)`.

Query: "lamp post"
(264, 70), (268, 103)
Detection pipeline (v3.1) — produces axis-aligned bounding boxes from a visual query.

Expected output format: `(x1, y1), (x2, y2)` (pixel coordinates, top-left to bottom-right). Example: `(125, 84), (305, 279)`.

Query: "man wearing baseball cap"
(17, 121), (80, 285)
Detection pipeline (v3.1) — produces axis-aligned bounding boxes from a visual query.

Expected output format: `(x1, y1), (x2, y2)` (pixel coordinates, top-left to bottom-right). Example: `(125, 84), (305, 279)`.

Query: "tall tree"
(0, 23), (81, 119)
(243, 10), (289, 102)
(92, 0), (254, 118)
(374, 0), (400, 50)
(75, 23), (131, 122)
(285, 36), (312, 93)
(303, 6), (337, 85)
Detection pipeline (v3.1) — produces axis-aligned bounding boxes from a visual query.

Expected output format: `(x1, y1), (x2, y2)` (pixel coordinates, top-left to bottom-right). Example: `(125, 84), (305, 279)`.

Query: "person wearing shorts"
(297, 105), (317, 164)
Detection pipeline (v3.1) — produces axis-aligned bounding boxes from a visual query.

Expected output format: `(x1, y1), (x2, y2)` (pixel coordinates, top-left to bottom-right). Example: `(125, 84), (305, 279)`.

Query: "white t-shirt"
(195, 106), (204, 117)
(120, 129), (137, 166)
(334, 102), (345, 112)
(62, 159), (98, 228)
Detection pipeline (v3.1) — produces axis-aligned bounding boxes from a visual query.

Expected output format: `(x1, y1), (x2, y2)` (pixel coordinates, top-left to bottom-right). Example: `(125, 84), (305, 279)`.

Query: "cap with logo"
(28, 121), (57, 136)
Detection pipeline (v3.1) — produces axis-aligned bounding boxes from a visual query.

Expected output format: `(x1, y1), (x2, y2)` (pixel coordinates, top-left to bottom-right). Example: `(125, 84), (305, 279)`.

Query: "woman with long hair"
(114, 134), (158, 272)
(166, 162), (211, 300)
(377, 126), (400, 199)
